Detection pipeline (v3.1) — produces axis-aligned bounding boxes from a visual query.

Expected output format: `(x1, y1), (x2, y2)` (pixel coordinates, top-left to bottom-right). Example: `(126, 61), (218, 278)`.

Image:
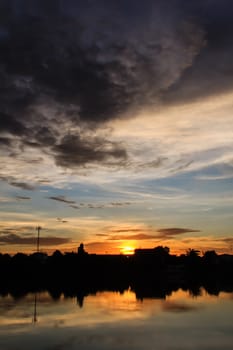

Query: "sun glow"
(120, 245), (135, 255)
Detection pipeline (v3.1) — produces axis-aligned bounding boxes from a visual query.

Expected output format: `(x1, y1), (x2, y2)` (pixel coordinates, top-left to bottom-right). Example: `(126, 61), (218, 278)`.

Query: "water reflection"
(33, 293), (37, 323)
(0, 288), (232, 350)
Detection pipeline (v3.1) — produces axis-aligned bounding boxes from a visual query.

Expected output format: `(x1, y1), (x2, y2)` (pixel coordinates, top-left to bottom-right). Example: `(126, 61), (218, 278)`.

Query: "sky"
(0, 0), (233, 255)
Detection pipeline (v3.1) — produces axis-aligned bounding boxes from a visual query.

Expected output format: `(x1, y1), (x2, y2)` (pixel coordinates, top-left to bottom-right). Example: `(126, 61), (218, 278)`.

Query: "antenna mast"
(36, 226), (42, 252)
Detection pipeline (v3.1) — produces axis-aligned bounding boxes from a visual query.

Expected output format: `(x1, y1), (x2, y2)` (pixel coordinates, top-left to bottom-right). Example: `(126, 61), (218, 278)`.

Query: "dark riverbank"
(1, 247), (232, 303)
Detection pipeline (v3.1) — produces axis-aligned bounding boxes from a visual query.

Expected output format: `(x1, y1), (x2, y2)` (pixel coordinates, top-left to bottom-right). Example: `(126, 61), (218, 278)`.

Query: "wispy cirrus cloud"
(110, 202), (131, 207)
(55, 200), (133, 210)
(99, 226), (200, 241)
(0, 175), (35, 190)
(10, 182), (35, 191)
(107, 233), (157, 241)
(214, 237), (233, 246)
(69, 205), (80, 210)
(48, 196), (76, 204)
(0, 233), (70, 246)
(85, 202), (132, 209)
(108, 228), (143, 234)
(157, 228), (200, 238)
(196, 174), (233, 181)
(15, 196), (31, 201)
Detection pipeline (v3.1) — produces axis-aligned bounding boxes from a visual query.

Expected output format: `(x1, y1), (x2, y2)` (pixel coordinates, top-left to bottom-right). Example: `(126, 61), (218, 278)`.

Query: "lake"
(0, 288), (232, 350)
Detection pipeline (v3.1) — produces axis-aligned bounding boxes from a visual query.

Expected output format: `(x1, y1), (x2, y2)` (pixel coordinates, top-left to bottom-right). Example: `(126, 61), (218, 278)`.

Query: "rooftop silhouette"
(0, 244), (232, 303)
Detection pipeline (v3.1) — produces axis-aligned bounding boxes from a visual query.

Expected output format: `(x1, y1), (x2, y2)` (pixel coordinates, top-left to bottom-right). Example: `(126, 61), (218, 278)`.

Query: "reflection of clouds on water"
(0, 317), (233, 350)
(162, 300), (200, 313)
(0, 290), (232, 350)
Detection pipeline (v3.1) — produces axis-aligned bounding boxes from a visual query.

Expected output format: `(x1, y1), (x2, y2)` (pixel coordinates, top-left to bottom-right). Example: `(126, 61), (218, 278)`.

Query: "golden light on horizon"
(120, 245), (135, 255)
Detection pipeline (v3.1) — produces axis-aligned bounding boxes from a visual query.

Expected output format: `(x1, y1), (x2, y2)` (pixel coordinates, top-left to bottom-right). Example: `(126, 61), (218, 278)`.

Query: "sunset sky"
(0, 0), (233, 255)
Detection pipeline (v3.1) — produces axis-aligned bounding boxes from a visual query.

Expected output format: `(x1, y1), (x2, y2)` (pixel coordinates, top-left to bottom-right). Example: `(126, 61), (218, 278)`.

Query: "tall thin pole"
(36, 226), (41, 252)
(33, 293), (37, 323)
(34, 226), (41, 324)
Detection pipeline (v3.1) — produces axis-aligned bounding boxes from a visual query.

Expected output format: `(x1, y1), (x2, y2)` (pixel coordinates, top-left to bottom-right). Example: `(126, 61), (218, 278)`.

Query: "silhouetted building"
(134, 246), (169, 256)
(135, 248), (156, 256)
(77, 243), (88, 256)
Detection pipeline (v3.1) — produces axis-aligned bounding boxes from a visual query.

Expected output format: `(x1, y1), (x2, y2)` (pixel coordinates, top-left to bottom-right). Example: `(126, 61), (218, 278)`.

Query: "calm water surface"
(0, 289), (232, 350)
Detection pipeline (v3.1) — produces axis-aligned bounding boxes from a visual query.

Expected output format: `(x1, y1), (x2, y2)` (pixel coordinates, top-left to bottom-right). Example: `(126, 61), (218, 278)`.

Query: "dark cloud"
(48, 196), (76, 204)
(110, 202), (131, 207)
(0, 0), (200, 169)
(9, 181), (35, 191)
(0, 112), (29, 136)
(140, 158), (167, 169)
(164, 1), (233, 104)
(87, 204), (104, 209)
(34, 126), (57, 146)
(109, 228), (143, 234)
(0, 136), (13, 147)
(108, 233), (156, 241)
(170, 161), (194, 174)
(70, 202), (131, 210)
(107, 227), (200, 240)
(0, 175), (35, 190)
(57, 217), (68, 223)
(0, 1), (232, 170)
(214, 237), (233, 246)
(100, 226), (200, 241)
(0, 233), (70, 246)
(53, 133), (127, 168)
(157, 228), (200, 237)
(15, 195), (31, 200)
(0, 1), (197, 122)
(69, 205), (80, 210)
(222, 238), (233, 244)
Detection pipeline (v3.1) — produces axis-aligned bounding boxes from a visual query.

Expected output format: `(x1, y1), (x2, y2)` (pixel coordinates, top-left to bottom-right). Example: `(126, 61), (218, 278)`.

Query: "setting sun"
(120, 245), (135, 255)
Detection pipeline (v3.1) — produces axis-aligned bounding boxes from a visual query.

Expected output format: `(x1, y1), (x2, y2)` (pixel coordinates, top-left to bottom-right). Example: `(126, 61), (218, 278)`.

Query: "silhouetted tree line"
(0, 245), (232, 303)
